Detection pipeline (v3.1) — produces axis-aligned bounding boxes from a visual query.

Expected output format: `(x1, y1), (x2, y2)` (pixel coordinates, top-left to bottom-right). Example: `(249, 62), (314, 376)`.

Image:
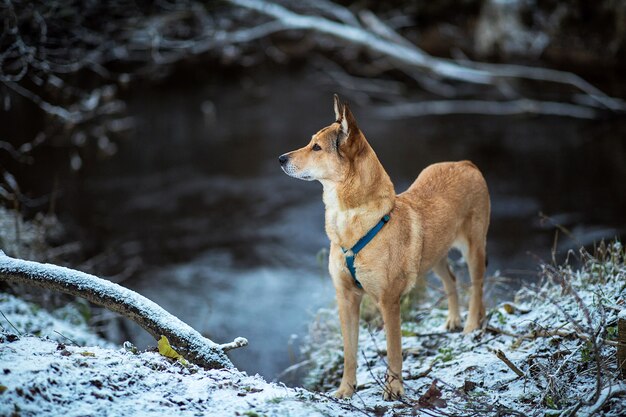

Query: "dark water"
(14, 69), (626, 381)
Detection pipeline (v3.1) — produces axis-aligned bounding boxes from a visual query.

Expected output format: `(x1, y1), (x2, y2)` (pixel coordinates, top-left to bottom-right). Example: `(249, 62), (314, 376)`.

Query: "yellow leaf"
(158, 335), (188, 366)
(80, 351), (95, 357)
(503, 303), (515, 314)
(0, 385), (7, 393)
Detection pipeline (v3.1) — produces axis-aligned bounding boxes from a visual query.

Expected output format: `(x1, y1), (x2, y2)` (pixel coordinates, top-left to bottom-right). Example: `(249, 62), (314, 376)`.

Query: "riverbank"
(2, 242), (625, 416)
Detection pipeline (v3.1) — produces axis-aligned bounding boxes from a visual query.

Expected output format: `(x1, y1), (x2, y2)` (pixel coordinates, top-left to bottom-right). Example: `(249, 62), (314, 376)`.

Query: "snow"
(0, 293), (111, 348)
(580, 383), (626, 417)
(2, 243), (625, 416)
(0, 295), (342, 417)
(302, 244), (626, 415)
(0, 252), (232, 369)
(0, 334), (317, 417)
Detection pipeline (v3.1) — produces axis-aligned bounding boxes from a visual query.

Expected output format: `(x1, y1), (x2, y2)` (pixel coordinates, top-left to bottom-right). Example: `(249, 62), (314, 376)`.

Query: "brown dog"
(279, 95), (490, 400)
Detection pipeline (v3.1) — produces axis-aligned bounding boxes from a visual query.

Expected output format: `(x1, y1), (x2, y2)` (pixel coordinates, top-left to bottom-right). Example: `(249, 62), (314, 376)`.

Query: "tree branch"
(0, 252), (247, 369)
(376, 99), (597, 119)
(228, 0), (492, 84)
(229, 0), (626, 115)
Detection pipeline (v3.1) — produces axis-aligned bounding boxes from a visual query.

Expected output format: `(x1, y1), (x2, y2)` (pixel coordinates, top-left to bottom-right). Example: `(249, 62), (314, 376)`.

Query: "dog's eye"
(312, 144), (322, 151)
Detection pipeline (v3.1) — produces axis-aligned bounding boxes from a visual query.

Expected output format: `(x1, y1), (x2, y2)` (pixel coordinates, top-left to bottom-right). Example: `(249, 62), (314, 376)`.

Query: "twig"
(486, 325), (620, 347)
(0, 308), (22, 335)
(357, 10), (415, 49)
(219, 336), (249, 352)
(54, 330), (81, 347)
(0, 141), (32, 163)
(404, 332), (449, 338)
(404, 361), (435, 381)
(273, 359), (312, 382)
(494, 349), (525, 378)
(313, 391), (374, 417)
(307, 0), (361, 27)
(3, 81), (82, 123)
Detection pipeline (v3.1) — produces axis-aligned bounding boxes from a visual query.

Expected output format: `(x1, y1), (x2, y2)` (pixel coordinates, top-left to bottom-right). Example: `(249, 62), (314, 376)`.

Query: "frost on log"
(0, 251), (247, 369)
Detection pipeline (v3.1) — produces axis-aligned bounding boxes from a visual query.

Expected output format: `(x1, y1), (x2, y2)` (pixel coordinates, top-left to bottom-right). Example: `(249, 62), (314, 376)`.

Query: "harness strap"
(342, 214), (390, 289)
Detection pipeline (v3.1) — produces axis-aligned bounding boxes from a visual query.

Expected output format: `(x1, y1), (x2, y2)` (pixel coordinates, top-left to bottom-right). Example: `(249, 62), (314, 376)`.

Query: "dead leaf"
(158, 335), (188, 366)
(463, 380), (477, 393)
(418, 380), (447, 408)
(503, 303), (515, 314)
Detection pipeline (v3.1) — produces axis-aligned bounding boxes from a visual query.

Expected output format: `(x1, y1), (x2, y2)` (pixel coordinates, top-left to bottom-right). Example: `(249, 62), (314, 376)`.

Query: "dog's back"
(399, 161), (490, 274)
(403, 161), (487, 207)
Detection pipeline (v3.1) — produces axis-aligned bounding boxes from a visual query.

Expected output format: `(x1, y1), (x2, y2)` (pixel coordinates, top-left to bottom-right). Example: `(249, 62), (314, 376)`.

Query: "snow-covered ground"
(2, 243), (626, 416)
(302, 243), (626, 416)
(0, 294), (343, 417)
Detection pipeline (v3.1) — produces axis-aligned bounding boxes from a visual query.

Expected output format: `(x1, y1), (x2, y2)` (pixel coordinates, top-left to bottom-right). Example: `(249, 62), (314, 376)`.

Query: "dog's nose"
(278, 154), (289, 165)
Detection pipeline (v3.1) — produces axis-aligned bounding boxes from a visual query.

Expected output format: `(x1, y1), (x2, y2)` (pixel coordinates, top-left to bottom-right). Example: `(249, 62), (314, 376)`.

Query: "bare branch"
(376, 99), (597, 119)
(228, 0), (493, 84)
(4, 81), (82, 123)
(357, 10), (414, 49)
(461, 60), (625, 111)
(306, 0), (361, 27)
(0, 252), (244, 369)
(229, 0), (625, 115)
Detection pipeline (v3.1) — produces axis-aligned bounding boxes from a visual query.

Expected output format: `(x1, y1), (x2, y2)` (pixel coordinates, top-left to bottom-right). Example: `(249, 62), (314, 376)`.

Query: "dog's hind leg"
(432, 258), (462, 331)
(334, 284), (363, 398)
(462, 237), (487, 333)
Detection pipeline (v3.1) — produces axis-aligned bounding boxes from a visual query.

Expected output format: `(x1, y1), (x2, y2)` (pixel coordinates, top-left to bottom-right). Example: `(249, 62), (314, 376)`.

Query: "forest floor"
(1, 243), (625, 416)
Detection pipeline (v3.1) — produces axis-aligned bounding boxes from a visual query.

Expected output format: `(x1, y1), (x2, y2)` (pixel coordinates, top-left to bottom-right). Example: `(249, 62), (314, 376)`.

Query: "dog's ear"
(340, 102), (357, 138)
(335, 101), (361, 155)
(333, 94), (342, 121)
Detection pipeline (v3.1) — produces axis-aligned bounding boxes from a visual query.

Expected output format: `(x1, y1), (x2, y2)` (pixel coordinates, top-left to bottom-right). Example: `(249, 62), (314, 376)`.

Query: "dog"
(279, 95), (490, 400)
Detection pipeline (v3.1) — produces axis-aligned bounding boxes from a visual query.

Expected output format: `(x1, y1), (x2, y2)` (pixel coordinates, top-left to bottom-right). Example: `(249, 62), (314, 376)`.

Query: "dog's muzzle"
(278, 153), (313, 180)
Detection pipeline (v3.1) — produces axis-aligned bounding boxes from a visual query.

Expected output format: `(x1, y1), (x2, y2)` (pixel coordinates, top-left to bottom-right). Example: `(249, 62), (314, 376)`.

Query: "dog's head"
(279, 94), (366, 182)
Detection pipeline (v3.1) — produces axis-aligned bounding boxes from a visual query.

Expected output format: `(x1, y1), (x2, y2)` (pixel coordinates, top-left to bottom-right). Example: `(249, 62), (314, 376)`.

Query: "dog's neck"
(321, 140), (395, 250)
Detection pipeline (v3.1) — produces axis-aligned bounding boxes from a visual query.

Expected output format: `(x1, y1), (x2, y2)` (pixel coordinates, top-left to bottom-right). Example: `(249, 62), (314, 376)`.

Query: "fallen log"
(0, 251), (246, 369)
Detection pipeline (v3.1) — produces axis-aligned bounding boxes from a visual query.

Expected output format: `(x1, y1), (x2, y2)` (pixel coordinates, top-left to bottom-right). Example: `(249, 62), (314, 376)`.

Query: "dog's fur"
(279, 95), (490, 400)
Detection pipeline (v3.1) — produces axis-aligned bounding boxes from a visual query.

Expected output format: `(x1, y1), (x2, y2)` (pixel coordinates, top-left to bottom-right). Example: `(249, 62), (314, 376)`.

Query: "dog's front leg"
(334, 285), (362, 399)
(380, 297), (405, 400)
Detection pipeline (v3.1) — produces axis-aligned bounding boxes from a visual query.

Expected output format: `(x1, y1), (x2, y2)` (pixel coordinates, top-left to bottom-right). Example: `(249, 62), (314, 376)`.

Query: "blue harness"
(341, 214), (390, 289)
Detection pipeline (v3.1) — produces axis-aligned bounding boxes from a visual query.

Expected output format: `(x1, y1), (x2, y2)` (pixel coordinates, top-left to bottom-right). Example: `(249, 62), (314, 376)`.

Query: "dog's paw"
(444, 315), (462, 331)
(463, 320), (480, 334)
(382, 379), (405, 401)
(334, 383), (356, 399)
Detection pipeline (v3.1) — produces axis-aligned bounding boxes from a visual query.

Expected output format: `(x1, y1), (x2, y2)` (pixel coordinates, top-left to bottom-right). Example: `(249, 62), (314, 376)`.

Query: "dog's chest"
(327, 208), (374, 248)
(325, 209), (360, 247)
(322, 186), (347, 243)
(323, 186), (386, 247)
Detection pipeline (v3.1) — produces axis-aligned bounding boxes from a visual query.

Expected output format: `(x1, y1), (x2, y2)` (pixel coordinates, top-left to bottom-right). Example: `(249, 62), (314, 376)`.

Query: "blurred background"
(1, 0), (625, 383)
